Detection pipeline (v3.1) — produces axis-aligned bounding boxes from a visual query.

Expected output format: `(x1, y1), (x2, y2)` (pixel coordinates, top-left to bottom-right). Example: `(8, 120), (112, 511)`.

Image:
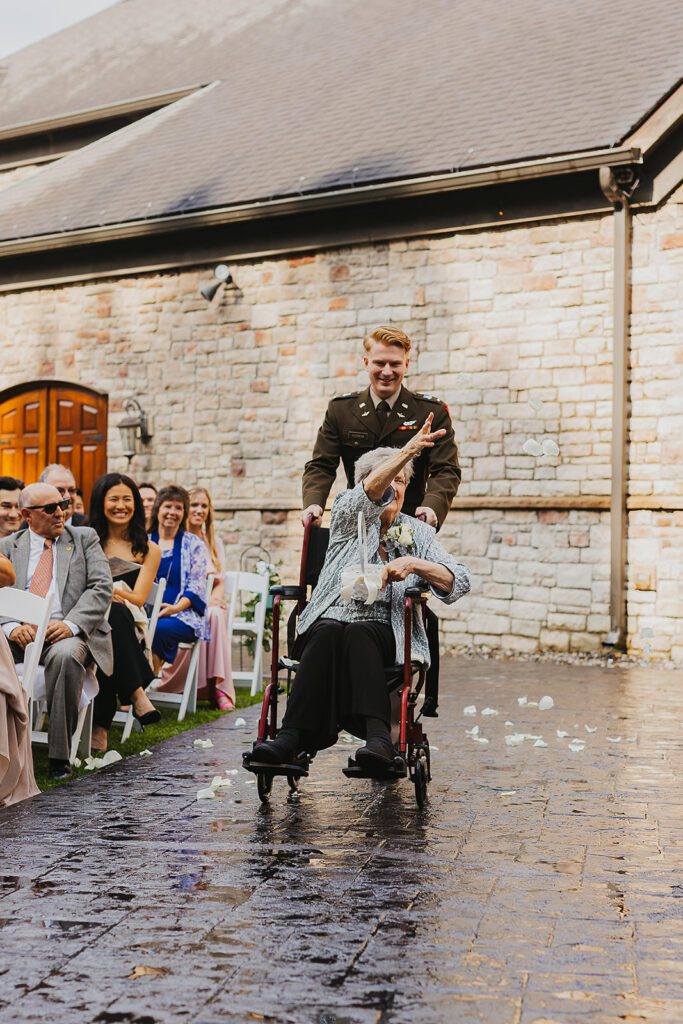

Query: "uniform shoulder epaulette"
(414, 392), (443, 404)
(331, 390), (361, 401)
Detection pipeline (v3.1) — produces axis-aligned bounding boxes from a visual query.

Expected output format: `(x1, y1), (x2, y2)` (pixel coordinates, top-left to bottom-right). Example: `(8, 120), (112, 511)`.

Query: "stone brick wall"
(0, 187), (681, 660)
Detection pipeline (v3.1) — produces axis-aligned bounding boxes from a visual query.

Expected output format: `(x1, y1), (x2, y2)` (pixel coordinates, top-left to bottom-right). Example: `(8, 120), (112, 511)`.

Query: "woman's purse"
(339, 511), (385, 605)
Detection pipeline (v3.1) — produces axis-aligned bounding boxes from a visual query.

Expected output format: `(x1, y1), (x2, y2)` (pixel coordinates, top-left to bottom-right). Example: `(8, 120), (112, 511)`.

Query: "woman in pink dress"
(159, 488), (234, 710)
(0, 553), (39, 806)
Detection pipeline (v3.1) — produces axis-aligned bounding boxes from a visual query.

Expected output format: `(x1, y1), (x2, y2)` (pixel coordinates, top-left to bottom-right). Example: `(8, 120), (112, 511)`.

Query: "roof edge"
(0, 85), (205, 143)
(0, 145), (641, 257)
(624, 79), (683, 154)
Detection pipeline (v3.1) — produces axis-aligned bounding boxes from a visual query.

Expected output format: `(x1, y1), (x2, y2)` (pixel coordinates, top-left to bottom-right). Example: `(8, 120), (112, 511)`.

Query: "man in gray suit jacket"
(0, 483), (113, 779)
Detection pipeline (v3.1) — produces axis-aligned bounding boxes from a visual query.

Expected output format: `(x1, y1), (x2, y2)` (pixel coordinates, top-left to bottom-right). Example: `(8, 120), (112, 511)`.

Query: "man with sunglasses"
(39, 464), (88, 526)
(0, 483), (113, 779)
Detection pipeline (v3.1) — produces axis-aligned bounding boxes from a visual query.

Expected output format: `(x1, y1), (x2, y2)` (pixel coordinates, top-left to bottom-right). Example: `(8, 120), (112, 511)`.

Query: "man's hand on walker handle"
(302, 504), (323, 528)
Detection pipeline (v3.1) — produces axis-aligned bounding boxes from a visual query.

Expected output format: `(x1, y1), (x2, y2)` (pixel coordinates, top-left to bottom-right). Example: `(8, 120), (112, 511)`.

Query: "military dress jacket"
(302, 385), (461, 527)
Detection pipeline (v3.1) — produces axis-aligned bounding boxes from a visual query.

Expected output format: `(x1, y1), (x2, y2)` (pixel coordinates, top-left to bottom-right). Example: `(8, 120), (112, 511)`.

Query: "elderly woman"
(253, 415), (470, 772)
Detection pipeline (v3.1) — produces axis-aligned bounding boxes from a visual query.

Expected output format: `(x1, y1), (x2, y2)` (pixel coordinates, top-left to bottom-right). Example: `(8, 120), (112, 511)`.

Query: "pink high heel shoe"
(214, 690), (234, 712)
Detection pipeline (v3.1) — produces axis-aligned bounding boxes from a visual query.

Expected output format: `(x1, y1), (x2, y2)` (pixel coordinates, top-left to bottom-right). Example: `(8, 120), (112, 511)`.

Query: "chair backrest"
(146, 578), (167, 645)
(235, 571), (269, 626)
(0, 588), (55, 698)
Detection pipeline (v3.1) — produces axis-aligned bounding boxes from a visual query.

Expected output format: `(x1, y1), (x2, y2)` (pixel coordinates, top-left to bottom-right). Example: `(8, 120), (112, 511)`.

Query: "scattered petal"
(474, 736), (489, 745)
(245, 779), (256, 785)
(505, 720), (514, 727)
(481, 707), (498, 716)
(84, 759), (101, 771)
(522, 733), (542, 740)
(607, 736), (622, 743)
(500, 790), (517, 796)
(465, 725), (480, 737)
(517, 696), (528, 706)
(210, 776), (232, 789)
(234, 718), (247, 728)
(584, 725), (598, 734)
(101, 750), (123, 766)
(505, 733), (525, 747)
(568, 740), (586, 753)
(193, 738), (214, 749)
(534, 739), (548, 748)
(139, 749), (152, 757)
(522, 438), (543, 457)
(224, 769), (239, 775)
(463, 705), (477, 716)
(429, 744), (439, 751)
(538, 696), (554, 711)
(556, 730), (569, 739)
(541, 438), (560, 457)
(526, 701), (539, 708)
(626, 736), (637, 743)
(73, 757), (82, 768)
(197, 788), (216, 800)
(129, 965), (168, 980)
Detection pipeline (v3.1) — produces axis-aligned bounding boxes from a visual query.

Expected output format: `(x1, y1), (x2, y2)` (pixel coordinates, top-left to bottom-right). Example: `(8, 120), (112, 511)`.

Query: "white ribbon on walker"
(340, 511), (385, 605)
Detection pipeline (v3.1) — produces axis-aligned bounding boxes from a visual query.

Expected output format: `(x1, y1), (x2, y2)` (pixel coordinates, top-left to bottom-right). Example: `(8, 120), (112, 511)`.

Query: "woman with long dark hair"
(89, 473), (162, 752)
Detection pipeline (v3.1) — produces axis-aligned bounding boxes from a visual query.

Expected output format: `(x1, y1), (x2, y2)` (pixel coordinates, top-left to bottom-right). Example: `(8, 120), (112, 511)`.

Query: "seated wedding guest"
(0, 555), (40, 806)
(72, 488), (86, 518)
(0, 477), (23, 538)
(253, 416), (470, 771)
(39, 464), (87, 525)
(88, 474), (162, 753)
(148, 486), (209, 674)
(138, 483), (157, 531)
(159, 487), (234, 710)
(0, 483), (113, 779)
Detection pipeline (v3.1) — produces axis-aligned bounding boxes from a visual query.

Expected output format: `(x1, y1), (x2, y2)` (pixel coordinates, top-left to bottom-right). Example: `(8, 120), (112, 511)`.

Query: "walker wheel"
(256, 771), (273, 803)
(413, 755), (428, 809)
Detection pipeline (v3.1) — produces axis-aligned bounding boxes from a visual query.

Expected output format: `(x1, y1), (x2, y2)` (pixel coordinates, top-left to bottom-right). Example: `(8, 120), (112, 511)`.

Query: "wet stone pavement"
(2, 657), (683, 1023)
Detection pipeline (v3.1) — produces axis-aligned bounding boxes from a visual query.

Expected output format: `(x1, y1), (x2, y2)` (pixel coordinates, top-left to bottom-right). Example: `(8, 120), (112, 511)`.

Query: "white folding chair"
(146, 574), (214, 722)
(115, 578), (167, 742)
(0, 588), (96, 763)
(229, 570), (269, 695)
(224, 571), (239, 636)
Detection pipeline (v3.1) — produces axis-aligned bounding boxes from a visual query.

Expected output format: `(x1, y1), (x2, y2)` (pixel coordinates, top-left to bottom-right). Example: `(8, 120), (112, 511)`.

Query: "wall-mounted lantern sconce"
(117, 398), (153, 466)
(200, 263), (233, 301)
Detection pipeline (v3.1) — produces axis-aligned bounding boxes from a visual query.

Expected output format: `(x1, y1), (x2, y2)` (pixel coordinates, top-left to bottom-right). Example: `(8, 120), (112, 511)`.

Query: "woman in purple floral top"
(148, 486), (209, 672)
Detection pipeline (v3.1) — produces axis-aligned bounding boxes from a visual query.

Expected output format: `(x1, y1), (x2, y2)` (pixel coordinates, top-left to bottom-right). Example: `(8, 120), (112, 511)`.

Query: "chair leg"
(72, 702), (93, 763)
(121, 706), (135, 742)
(250, 645), (262, 697)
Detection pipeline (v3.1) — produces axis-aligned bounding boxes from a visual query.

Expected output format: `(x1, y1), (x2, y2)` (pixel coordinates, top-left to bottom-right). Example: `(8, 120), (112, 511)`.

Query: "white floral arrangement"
(385, 521), (415, 549)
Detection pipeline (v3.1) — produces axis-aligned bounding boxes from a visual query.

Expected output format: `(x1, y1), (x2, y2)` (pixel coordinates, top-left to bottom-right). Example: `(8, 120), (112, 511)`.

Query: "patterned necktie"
(29, 539), (54, 597)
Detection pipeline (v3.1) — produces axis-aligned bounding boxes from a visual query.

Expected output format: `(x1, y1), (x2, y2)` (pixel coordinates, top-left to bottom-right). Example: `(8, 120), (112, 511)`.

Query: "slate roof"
(0, 0), (680, 242)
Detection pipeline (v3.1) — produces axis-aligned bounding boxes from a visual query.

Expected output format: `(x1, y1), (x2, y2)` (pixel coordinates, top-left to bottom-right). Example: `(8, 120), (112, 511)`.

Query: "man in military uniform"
(301, 325), (461, 715)
(302, 326), (460, 527)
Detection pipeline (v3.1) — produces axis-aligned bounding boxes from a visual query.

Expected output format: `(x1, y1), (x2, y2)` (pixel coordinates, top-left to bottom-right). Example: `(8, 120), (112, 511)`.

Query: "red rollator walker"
(242, 514), (433, 808)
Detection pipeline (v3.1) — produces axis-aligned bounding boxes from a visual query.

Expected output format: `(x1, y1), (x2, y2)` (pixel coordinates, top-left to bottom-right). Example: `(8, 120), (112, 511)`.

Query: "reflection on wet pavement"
(1, 658), (683, 1022)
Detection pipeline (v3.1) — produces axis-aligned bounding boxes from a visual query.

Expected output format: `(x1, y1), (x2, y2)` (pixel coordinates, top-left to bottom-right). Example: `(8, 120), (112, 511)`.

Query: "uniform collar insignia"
(359, 402), (366, 408)
(401, 402), (408, 409)
(362, 410), (370, 416)
(397, 412), (405, 418)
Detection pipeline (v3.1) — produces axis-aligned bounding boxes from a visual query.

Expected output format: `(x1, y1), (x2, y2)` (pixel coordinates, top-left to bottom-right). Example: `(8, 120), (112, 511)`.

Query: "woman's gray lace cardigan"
(296, 483), (471, 667)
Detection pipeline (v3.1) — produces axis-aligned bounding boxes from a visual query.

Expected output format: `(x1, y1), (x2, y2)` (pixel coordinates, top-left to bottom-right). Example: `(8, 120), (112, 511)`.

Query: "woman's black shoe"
(355, 736), (396, 772)
(133, 707), (161, 727)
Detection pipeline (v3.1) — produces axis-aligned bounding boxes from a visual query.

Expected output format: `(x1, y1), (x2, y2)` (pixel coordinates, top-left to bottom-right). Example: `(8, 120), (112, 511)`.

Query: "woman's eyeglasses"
(25, 499), (71, 515)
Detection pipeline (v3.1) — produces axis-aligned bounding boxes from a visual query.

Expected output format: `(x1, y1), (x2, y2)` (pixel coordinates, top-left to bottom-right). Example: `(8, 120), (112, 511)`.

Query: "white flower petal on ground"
(541, 438), (560, 457)
(505, 720), (514, 726)
(527, 701), (539, 708)
(245, 779), (256, 785)
(538, 696), (554, 711)
(481, 707), (498, 716)
(139, 749), (152, 757)
(505, 734), (525, 747)
(522, 734), (542, 741)
(234, 718), (247, 728)
(85, 759), (101, 771)
(474, 736), (489, 745)
(607, 736), (622, 743)
(465, 725), (480, 736)
(500, 790), (517, 796)
(522, 438), (543, 457)
(225, 769), (239, 775)
(534, 739), (548, 748)
(568, 741), (585, 753)
(196, 788), (216, 800)
(193, 738), (214, 749)
(464, 705), (477, 716)
(211, 777), (232, 789)
(101, 750), (123, 766)
(517, 696), (528, 706)
(584, 725), (598, 733)
(556, 730), (569, 739)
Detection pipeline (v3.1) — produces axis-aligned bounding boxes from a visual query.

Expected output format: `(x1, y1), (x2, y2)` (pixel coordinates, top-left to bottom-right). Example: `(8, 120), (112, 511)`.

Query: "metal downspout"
(599, 166), (638, 648)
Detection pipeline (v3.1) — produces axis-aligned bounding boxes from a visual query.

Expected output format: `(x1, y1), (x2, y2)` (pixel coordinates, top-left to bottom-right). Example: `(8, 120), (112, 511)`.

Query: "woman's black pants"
(94, 603), (154, 729)
(282, 617), (395, 751)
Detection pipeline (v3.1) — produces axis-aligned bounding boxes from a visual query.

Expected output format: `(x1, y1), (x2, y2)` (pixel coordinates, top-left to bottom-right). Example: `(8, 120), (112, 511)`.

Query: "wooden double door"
(0, 383), (108, 503)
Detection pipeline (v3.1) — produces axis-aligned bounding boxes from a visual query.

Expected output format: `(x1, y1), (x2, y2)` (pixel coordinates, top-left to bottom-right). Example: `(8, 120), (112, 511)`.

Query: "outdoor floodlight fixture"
(117, 397), (153, 466)
(200, 263), (233, 301)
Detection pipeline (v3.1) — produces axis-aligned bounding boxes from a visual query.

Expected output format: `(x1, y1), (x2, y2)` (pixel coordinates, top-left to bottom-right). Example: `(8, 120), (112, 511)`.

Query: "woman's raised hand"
(402, 413), (446, 458)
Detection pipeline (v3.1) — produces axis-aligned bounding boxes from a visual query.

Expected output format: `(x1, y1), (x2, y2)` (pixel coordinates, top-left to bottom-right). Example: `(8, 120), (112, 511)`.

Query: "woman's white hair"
(354, 447), (414, 485)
